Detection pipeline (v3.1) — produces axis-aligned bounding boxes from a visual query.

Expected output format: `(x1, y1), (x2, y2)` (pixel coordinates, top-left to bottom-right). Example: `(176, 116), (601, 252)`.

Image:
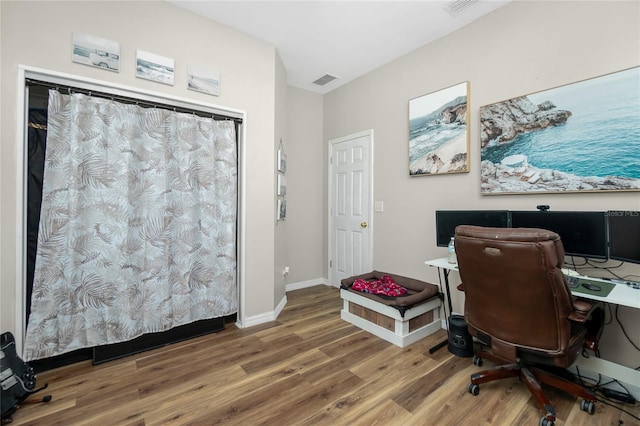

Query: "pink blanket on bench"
(352, 275), (408, 297)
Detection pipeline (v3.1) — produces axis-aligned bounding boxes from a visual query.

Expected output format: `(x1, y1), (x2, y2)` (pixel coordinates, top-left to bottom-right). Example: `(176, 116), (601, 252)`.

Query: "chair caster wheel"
(580, 400), (595, 415)
(473, 355), (483, 367)
(468, 383), (479, 396)
(539, 417), (554, 426)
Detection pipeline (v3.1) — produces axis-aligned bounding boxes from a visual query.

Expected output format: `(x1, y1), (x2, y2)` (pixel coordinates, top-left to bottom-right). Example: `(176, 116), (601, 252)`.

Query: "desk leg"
(429, 267), (454, 354)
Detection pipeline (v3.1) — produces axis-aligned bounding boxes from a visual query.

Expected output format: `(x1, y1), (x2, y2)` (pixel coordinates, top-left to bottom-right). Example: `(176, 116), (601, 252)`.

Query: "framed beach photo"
(277, 148), (287, 173)
(277, 174), (287, 196)
(480, 66), (640, 195)
(277, 199), (287, 221)
(136, 50), (175, 86)
(409, 82), (470, 176)
(187, 64), (220, 96)
(72, 32), (120, 72)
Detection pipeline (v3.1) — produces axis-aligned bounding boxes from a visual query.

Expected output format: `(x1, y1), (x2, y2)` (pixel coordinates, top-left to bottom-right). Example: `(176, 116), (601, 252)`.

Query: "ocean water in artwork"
(409, 120), (466, 163)
(482, 68), (640, 180)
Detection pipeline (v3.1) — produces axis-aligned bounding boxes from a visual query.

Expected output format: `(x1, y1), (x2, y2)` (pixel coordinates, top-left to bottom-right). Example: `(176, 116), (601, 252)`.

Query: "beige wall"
(285, 87), (325, 285)
(323, 0), (640, 368)
(0, 1), (278, 334)
(274, 53), (288, 306)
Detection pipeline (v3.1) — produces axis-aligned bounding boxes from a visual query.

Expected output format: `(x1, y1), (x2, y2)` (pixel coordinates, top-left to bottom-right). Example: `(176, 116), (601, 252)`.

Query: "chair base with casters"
(467, 350), (596, 426)
(453, 225), (606, 426)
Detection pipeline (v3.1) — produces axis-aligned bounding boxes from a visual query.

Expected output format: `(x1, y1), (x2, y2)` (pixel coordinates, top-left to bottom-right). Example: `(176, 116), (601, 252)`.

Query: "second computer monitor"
(510, 211), (608, 259)
(608, 211), (640, 264)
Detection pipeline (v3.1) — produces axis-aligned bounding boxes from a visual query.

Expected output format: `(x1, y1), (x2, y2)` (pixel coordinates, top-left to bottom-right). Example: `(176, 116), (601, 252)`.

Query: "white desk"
(425, 257), (640, 309)
(425, 257), (640, 398)
(565, 275), (640, 309)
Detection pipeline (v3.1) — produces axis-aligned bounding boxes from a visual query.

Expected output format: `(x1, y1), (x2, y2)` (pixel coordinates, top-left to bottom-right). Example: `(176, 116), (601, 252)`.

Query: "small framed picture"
(278, 199), (287, 221)
(72, 32), (120, 72)
(409, 81), (470, 176)
(277, 174), (287, 196)
(188, 64), (220, 96)
(277, 148), (287, 172)
(136, 50), (175, 86)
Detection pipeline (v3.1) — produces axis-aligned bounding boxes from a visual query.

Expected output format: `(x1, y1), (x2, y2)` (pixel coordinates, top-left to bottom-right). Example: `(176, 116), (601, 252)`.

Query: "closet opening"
(19, 68), (245, 371)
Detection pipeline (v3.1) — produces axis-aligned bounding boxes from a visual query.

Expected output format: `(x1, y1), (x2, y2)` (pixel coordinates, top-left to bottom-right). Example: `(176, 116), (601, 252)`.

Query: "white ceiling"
(169, 1), (511, 94)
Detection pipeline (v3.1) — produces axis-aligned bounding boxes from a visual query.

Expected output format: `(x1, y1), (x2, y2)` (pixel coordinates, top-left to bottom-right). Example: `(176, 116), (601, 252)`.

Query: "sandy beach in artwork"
(410, 133), (468, 175)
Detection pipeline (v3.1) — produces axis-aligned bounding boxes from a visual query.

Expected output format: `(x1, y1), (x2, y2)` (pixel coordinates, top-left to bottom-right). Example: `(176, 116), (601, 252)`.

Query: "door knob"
(360, 221), (368, 228)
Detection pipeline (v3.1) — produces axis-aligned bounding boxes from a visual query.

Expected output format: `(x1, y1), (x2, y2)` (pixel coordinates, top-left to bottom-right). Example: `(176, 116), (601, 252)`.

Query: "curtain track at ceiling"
(25, 78), (243, 124)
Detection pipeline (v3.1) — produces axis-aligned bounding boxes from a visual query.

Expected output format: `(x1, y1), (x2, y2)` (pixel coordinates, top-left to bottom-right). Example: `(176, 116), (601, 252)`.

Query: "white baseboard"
(285, 277), (330, 292)
(236, 293), (288, 328)
(236, 311), (271, 329)
(274, 293), (287, 318)
(234, 277), (347, 329)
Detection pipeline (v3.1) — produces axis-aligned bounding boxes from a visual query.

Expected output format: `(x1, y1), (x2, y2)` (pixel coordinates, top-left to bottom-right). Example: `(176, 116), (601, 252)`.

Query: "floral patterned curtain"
(24, 90), (237, 361)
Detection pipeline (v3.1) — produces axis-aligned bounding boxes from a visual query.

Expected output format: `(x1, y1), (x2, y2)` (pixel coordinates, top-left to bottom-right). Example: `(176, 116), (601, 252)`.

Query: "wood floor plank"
(302, 335), (391, 384)
(392, 355), (471, 412)
(176, 373), (312, 425)
(239, 324), (359, 375)
(247, 370), (364, 425)
(347, 399), (412, 426)
(298, 368), (418, 425)
(8, 285), (639, 426)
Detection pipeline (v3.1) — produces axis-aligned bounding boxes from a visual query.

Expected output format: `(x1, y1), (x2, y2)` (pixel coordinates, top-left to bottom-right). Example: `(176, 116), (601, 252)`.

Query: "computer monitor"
(435, 210), (509, 247)
(510, 211), (608, 259)
(608, 211), (640, 264)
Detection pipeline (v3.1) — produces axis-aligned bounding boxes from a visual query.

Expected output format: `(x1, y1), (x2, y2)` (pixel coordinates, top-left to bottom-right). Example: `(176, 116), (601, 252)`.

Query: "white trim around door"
(327, 129), (374, 287)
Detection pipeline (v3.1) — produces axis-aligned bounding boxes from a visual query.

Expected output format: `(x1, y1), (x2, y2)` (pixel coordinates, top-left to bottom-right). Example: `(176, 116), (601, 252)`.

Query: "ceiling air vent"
(444, 0), (479, 16)
(312, 73), (338, 86)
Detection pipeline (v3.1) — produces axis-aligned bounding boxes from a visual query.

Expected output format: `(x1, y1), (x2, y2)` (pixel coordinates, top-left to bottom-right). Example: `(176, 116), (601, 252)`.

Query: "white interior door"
(329, 130), (373, 286)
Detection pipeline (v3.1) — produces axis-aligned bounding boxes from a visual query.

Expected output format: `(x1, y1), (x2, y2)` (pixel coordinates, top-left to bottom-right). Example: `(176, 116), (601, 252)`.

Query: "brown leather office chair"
(454, 225), (604, 426)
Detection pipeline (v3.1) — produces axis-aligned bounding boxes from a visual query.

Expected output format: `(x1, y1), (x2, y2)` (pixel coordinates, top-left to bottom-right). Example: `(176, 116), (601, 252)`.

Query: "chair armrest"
(569, 298), (605, 352)
(569, 299), (597, 323)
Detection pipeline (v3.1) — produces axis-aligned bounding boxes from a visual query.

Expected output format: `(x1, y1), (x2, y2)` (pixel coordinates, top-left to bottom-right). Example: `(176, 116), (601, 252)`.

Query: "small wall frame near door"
(328, 130), (374, 287)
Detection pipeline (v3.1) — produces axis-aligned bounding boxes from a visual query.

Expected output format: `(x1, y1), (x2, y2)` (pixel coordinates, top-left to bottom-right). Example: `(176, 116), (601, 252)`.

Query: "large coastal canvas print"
(480, 67), (640, 194)
(409, 82), (470, 176)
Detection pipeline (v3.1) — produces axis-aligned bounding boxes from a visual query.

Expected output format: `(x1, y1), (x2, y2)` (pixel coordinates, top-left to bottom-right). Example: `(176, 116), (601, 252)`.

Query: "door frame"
(327, 129), (374, 287)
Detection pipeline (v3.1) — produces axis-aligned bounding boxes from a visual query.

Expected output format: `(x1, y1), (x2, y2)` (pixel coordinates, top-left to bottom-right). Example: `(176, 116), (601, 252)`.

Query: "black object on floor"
(448, 315), (474, 357)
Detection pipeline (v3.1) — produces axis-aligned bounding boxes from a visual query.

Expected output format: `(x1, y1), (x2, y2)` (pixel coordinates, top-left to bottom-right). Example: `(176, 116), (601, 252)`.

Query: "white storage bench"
(340, 271), (443, 348)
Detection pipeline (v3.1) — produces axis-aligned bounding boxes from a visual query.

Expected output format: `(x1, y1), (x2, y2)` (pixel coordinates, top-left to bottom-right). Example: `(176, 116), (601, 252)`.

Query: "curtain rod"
(26, 78), (243, 124)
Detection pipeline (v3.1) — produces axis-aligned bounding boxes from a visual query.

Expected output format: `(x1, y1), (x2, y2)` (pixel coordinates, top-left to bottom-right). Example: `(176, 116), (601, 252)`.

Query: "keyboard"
(565, 275), (580, 289)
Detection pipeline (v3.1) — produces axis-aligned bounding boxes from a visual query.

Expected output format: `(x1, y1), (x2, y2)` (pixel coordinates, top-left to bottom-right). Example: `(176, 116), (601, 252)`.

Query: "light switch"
(374, 201), (384, 212)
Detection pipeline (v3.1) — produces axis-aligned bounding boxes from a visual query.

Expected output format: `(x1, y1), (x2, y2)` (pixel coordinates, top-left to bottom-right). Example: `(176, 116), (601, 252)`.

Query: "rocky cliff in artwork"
(411, 100), (468, 174)
(439, 97), (467, 125)
(480, 96), (571, 149)
(409, 95), (469, 175)
(481, 160), (640, 193)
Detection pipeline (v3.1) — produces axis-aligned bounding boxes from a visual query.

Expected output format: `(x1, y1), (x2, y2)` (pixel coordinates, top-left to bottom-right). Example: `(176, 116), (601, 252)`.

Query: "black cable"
(603, 302), (613, 326)
(586, 257), (612, 265)
(615, 304), (640, 352)
(566, 259), (639, 283)
(566, 256), (589, 268)
(575, 363), (602, 388)
(595, 396), (640, 421)
(574, 364), (639, 421)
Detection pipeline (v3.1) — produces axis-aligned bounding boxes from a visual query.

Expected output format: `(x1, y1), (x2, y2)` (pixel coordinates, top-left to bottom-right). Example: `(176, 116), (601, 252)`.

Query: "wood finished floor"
(9, 285), (639, 426)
